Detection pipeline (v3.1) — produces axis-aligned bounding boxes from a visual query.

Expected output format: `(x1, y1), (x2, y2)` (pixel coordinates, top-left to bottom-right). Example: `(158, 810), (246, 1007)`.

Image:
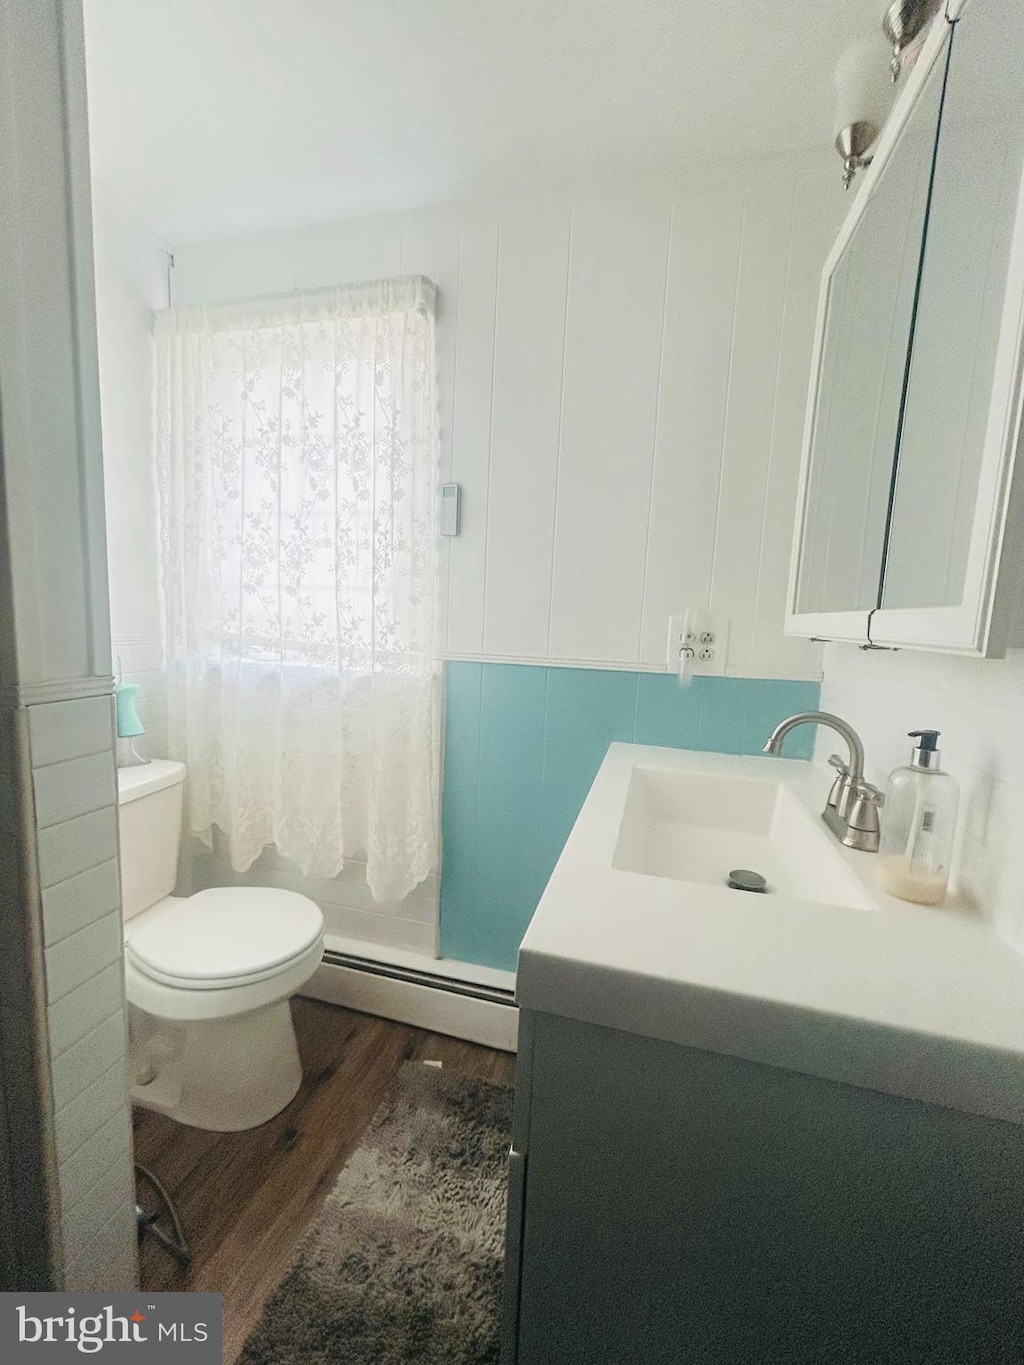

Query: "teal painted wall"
(439, 663), (820, 972)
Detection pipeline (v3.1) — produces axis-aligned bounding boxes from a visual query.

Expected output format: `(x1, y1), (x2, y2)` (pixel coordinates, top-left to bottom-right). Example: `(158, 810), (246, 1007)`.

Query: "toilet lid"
(126, 887), (324, 988)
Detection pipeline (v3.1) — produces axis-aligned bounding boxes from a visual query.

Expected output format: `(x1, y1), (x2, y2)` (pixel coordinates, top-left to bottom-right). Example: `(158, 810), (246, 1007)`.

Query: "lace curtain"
(154, 277), (440, 903)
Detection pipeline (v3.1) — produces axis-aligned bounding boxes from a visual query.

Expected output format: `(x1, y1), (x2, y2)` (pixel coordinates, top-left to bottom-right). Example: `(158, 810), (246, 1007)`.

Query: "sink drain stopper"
(727, 869), (767, 893)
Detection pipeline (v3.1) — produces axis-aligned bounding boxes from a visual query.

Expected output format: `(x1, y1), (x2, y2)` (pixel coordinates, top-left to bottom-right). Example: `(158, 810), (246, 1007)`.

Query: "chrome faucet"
(762, 710), (883, 853)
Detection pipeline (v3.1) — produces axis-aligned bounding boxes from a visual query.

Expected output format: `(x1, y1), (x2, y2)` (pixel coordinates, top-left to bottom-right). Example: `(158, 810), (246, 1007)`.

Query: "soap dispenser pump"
(877, 730), (959, 905)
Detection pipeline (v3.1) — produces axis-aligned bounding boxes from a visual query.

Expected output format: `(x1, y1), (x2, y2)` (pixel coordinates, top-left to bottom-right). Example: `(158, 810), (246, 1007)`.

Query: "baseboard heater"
(321, 947), (517, 1009)
(309, 948), (519, 1051)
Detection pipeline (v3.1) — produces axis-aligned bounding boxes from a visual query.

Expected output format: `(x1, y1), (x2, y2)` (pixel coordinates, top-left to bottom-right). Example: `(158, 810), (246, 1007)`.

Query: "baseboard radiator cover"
(302, 951), (519, 1053)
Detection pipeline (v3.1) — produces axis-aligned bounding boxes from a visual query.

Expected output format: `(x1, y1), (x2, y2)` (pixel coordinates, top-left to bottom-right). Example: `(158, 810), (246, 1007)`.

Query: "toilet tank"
(116, 760), (187, 921)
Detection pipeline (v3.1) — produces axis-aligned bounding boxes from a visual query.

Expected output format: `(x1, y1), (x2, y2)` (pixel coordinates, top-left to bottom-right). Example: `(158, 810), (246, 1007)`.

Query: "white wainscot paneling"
(547, 188), (672, 662)
(639, 172), (744, 663)
(171, 155), (841, 680)
(481, 205), (570, 659)
(708, 175), (801, 676)
(444, 214), (500, 656)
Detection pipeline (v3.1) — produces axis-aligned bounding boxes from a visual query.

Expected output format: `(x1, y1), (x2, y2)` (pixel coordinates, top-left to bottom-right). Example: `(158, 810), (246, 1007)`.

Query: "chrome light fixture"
(882, 0), (943, 82)
(833, 37), (895, 190)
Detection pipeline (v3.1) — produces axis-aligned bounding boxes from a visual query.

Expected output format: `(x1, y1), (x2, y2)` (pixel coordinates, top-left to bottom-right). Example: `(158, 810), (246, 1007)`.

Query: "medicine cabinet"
(787, 0), (1024, 654)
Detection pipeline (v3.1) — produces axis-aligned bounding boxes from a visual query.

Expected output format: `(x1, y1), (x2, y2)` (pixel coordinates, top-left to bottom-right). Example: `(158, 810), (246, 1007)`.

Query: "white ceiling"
(83, 0), (883, 245)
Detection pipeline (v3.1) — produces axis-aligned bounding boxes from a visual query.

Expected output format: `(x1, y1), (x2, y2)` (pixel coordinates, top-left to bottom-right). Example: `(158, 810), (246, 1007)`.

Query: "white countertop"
(517, 743), (1024, 1126)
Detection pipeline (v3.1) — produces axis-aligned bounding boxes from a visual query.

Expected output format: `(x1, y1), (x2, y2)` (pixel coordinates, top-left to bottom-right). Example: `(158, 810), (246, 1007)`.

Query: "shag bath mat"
(237, 1062), (513, 1365)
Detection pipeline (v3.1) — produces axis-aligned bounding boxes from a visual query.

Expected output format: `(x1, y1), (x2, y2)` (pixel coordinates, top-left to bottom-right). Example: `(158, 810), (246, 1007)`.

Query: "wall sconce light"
(882, 0), (943, 82)
(833, 36), (895, 190)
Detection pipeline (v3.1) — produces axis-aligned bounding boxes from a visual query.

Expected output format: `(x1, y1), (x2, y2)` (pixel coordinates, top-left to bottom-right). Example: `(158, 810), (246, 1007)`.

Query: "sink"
(612, 766), (876, 910)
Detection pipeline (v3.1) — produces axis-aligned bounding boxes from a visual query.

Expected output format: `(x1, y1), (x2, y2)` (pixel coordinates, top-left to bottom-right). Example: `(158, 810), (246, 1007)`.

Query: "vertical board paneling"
(472, 664), (549, 968)
(710, 175), (798, 675)
(536, 666), (640, 877)
(639, 174), (746, 664)
(548, 191), (672, 662)
(482, 206), (571, 657)
(445, 217), (500, 655)
(437, 662), (483, 961)
(751, 164), (842, 678)
(172, 156), (843, 680)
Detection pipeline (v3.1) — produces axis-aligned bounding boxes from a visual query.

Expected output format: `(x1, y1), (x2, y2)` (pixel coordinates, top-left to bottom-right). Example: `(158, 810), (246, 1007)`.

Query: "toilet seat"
(127, 887), (324, 990)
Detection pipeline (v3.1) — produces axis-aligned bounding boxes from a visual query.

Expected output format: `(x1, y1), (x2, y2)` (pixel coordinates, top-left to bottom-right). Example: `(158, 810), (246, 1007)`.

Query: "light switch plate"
(440, 483), (460, 536)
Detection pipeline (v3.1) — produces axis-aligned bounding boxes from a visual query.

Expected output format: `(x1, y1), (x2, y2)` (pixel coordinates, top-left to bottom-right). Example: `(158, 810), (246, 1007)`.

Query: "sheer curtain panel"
(154, 277), (439, 903)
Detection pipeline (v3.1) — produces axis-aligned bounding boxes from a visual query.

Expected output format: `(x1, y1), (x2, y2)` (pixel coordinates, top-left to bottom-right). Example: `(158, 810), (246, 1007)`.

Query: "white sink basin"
(518, 743), (1024, 1129)
(612, 765), (876, 910)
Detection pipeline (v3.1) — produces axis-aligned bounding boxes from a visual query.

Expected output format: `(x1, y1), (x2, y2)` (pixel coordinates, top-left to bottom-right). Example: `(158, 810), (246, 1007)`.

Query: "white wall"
(173, 151), (846, 681)
(819, 644), (1024, 953)
(92, 185), (169, 755)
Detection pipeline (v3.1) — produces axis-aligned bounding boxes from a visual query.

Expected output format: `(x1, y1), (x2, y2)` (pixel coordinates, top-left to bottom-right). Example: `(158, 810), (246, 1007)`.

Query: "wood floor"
(132, 998), (517, 1363)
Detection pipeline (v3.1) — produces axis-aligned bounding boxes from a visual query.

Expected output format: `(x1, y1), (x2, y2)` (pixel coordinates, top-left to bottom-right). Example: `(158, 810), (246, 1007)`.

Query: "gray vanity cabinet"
(501, 1009), (1024, 1364)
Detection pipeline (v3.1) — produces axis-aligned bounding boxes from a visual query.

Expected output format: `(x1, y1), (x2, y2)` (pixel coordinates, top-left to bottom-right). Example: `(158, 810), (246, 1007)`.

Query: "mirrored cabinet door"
(876, 0), (1024, 623)
(788, 0), (1024, 655)
(795, 65), (943, 619)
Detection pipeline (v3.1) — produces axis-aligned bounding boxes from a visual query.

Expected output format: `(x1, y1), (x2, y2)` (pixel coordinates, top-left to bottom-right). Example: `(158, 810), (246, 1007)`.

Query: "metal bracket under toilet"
(135, 1162), (192, 1268)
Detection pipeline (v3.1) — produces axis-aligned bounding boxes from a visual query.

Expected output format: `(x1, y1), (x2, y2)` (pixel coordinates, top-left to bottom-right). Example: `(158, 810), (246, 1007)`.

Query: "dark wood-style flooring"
(132, 997), (517, 1363)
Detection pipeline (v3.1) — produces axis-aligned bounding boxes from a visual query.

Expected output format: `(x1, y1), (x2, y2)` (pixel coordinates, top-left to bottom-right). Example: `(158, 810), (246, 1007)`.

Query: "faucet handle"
(826, 753), (851, 812)
(843, 779), (885, 852)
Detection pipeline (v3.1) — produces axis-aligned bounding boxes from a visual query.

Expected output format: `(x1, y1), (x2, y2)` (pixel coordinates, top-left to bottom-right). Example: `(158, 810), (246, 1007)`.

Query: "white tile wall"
(45, 913), (123, 1005)
(37, 806), (119, 889)
(33, 752), (116, 830)
(819, 643), (1024, 952)
(27, 696), (137, 1292)
(27, 695), (114, 767)
(42, 858), (121, 947)
(172, 152), (847, 680)
(58, 1107), (132, 1211)
(48, 960), (124, 1059)
(51, 1013), (128, 1109)
(64, 1201), (138, 1295)
(53, 1063), (131, 1169)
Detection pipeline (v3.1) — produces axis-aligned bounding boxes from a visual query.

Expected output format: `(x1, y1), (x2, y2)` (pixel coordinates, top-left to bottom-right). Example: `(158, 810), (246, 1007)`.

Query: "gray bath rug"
(238, 1063), (513, 1364)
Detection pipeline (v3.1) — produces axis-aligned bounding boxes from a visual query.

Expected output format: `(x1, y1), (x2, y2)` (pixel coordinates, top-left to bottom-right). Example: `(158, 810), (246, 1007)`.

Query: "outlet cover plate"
(666, 613), (730, 676)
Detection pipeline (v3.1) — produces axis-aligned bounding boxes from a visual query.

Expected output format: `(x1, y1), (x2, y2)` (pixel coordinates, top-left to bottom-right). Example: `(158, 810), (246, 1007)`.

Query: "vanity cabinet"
(787, 0), (1024, 654)
(501, 1009), (1024, 1365)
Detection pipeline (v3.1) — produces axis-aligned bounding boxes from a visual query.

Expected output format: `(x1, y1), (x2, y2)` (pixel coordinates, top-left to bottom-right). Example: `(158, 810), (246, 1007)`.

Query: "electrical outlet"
(666, 615), (696, 666)
(667, 613), (731, 675)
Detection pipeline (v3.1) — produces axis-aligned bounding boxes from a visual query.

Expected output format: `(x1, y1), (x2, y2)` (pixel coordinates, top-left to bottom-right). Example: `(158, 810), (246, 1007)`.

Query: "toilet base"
(129, 1000), (303, 1131)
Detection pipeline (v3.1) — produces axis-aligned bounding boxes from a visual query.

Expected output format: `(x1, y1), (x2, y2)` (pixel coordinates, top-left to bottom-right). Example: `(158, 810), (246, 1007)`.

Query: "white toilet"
(117, 759), (324, 1131)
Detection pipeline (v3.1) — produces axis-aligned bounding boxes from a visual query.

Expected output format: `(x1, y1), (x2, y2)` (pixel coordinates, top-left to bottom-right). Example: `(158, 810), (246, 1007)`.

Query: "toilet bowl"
(117, 760), (324, 1131)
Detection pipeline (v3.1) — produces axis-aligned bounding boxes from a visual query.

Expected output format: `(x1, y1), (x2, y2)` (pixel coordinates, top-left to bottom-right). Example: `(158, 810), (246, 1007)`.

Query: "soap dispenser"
(877, 730), (959, 905)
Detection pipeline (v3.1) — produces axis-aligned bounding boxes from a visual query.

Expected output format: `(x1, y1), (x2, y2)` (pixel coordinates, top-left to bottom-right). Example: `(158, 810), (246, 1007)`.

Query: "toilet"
(117, 759), (324, 1131)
